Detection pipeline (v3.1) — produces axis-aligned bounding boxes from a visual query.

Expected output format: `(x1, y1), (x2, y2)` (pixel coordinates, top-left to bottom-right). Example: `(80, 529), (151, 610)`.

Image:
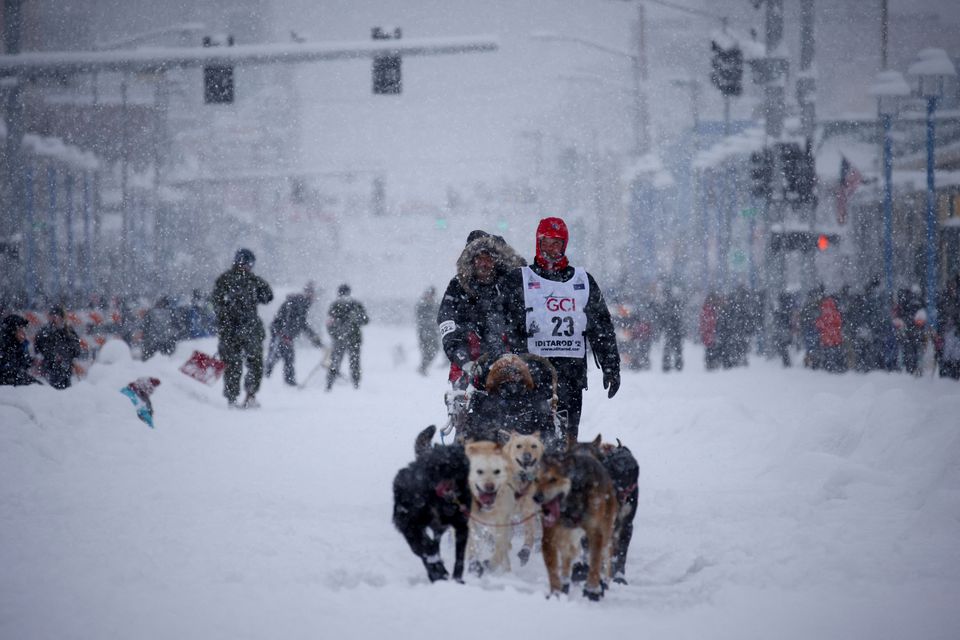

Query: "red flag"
(834, 156), (862, 225)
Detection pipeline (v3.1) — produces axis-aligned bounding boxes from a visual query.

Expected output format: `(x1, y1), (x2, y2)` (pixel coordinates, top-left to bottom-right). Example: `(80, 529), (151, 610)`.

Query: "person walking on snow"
(415, 286), (440, 375)
(500, 217), (620, 448)
(212, 248), (274, 408)
(265, 282), (323, 386)
(325, 284), (369, 390)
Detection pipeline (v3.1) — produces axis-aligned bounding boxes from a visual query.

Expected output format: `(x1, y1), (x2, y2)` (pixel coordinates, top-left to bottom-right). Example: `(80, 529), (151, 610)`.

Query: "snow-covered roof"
(622, 152), (675, 188)
(907, 48), (957, 78)
(870, 70), (911, 98)
(18, 133), (100, 170)
(691, 127), (767, 169)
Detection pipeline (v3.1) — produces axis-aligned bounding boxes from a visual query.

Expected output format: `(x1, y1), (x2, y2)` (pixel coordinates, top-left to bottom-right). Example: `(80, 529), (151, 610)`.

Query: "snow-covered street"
(2, 324), (958, 640)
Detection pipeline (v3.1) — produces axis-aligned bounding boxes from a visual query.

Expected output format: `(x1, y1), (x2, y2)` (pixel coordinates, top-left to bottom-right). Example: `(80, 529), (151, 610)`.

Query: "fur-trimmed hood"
(455, 236), (526, 296)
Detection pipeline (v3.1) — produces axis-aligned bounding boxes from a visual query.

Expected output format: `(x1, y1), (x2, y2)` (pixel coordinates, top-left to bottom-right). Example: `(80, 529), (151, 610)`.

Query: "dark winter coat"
(415, 296), (439, 345)
(437, 235), (526, 369)
(212, 266), (274, 342)
(271, 294), (321, 344)
(142, 303), (178, 356)
(326, 296), (369, 344)
(500, 261), (620, 390)
(658, 292), (684, 341)
(0, 316), (39, 386)
(34, 323), (83, 389)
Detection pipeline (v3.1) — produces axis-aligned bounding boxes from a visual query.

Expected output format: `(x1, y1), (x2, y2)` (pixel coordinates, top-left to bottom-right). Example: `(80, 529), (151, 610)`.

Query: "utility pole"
(757, 0), (788, 300)
(2, 0), (27, 299)
(762, 0), (786, 140)
(797, 0), (818, 291)
(880, 0), (888, 71)
(634, 2), (650, 154)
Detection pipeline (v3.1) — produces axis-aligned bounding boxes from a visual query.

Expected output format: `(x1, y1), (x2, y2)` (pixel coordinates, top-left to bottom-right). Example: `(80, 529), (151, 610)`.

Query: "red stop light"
(817, 234), (830, 251)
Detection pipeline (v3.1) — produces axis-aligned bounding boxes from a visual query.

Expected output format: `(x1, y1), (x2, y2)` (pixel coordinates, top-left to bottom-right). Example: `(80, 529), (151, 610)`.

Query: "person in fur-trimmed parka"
(436, 231), (526, 385)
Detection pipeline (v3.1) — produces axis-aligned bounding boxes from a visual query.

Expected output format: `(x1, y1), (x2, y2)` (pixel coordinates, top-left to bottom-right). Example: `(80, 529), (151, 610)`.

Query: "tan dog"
(500, 430), (544, 566)
(533, 449), (617, 600)
(464, 440), (516, 574)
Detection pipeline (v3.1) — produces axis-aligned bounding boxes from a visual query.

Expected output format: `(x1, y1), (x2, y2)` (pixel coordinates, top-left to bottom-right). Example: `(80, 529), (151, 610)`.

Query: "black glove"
(602, 369), (620, 399)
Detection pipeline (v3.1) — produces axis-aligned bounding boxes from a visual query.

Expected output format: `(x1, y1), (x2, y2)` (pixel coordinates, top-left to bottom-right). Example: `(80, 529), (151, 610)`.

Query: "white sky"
(261, 0), (960, 201)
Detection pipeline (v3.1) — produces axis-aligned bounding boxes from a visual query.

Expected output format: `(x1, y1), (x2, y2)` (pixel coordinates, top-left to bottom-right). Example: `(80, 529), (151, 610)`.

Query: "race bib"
(522, 267), (589, 358)
(438, 320), (456, 338)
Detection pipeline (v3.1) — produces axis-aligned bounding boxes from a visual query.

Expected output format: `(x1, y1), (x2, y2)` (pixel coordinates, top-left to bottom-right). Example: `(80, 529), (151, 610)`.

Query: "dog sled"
(441, 352), (567, 449)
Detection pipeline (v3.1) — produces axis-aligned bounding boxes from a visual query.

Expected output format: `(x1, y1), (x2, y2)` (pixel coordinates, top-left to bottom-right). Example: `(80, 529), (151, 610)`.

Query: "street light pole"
(634, 2), (649, 154)
(924, 93), (937, 327)
(871, 70), (910, 302)
(908, 48), (957, 333)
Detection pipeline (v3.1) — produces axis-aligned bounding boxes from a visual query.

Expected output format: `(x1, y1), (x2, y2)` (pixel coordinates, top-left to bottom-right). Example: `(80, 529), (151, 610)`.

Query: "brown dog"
(533, 449), (617, 600)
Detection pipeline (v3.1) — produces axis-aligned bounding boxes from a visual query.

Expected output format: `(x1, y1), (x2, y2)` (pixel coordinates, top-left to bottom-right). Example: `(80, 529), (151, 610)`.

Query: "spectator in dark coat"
(940, 314), (960, 379)
(772, 292), (794, 368)
(266, 283), (323, 386)
(212, 248), (274, 408)
(500, 217), (620, 447)
(415, 286), (440, 375)
(1, 314), (40, 386)
(34, 306), (84, 389)
(895, 285), (926, 376)
(659, 286), (684, 372)
(325, 284), (369, 390)
(141, 295), (179, 361)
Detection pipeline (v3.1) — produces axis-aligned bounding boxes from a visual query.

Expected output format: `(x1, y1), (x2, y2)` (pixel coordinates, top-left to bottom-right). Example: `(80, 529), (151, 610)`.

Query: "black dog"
(392, 425), (471, 582)
(570, 436), (640, 585)
(597, 438), (639, 583)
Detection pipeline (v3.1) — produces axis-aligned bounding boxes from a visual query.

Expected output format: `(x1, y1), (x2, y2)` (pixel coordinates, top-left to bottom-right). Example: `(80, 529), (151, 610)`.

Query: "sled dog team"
(392, 422), (639, 601)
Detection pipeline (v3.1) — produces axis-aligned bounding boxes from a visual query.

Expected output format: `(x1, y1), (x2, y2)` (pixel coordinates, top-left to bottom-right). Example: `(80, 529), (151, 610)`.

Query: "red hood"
(534, 217), (569, 271)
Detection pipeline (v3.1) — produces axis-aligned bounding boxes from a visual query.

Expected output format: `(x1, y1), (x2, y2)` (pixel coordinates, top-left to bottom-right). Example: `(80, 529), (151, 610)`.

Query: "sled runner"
(179, 350), (225, 385)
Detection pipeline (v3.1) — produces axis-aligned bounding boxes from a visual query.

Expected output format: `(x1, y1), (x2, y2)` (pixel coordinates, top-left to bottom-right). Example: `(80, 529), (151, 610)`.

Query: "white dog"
(465, 440), (516, 574)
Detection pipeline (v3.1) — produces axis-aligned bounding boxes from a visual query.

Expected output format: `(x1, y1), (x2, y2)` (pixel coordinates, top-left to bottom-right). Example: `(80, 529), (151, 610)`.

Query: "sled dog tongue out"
(541, 495), (562, 527)
(476, 486), (498, 509)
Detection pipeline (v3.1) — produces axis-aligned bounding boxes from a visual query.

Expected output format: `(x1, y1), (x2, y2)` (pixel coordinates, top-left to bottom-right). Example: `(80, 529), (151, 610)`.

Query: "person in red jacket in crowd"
(699, 292), (722, 371)
(815, 293), (846, 373)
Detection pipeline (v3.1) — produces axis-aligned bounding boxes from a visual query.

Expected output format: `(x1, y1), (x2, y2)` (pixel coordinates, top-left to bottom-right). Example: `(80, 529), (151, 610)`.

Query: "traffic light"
(777, 142), (817, 205)
(750, 148), (773, 199)
(372, 27), (402, 95)
(203, 35), (235, 104)
(796, 146), (817, 205)
(771, 231), (840, 253)
(710, 40), (743, 97)
(817, 233), (839, 251)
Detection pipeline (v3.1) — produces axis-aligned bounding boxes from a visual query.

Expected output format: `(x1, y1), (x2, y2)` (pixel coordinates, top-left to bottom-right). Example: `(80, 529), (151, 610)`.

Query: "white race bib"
(521, 266), (589, 358)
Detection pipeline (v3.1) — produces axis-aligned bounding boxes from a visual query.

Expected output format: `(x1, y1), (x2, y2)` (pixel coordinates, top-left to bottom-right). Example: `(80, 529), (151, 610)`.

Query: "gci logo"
(545, 297), (577, 312)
